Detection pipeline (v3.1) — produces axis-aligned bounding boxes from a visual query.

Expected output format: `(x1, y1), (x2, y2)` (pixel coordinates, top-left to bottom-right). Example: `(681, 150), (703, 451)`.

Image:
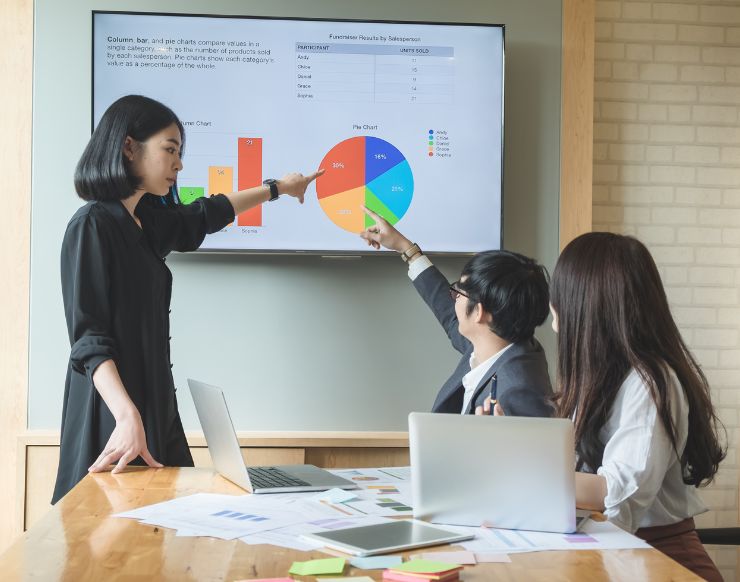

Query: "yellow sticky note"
(393, 559), (460, 574)
(289, 557), (345, 576)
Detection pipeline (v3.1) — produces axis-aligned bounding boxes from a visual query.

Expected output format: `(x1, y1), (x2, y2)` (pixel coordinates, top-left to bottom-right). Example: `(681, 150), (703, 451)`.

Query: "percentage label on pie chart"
(316, 137), (414, 233)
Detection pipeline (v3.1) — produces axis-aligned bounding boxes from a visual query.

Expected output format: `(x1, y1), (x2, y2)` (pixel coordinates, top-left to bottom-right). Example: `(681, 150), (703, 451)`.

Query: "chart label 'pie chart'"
(316, 137), (414, 233)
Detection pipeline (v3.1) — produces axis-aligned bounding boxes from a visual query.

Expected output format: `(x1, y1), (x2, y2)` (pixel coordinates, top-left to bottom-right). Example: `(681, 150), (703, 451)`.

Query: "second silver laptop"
(409, 412), (576, 533)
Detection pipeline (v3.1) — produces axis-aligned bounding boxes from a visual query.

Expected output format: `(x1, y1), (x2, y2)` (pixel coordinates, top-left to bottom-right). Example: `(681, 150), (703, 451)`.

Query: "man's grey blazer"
(412, 264), (554, 416)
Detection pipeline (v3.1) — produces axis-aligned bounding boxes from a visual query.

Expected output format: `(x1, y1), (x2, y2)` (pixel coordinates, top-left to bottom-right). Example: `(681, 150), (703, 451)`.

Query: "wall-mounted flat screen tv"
(93, 12), (504, 254)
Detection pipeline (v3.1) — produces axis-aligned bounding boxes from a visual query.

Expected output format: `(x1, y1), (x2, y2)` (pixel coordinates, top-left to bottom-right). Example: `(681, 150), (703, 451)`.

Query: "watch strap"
(401, 243), (422, 263)
(263, 179), (279, 201)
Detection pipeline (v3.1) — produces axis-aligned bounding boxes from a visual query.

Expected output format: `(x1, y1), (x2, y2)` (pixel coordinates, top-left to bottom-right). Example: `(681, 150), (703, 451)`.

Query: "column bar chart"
(179, 137), (265, 228)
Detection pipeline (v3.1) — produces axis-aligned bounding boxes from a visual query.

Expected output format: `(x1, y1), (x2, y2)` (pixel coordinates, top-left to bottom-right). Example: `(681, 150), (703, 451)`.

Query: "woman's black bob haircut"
(74, 95), (185, 202)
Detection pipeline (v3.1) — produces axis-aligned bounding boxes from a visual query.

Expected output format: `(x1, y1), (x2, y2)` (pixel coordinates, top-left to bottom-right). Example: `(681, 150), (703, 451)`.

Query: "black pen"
(489, 373), (498, 415)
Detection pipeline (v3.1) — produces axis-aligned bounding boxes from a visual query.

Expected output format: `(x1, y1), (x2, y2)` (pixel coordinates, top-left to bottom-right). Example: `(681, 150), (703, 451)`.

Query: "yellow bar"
(208, 166), (233, 196)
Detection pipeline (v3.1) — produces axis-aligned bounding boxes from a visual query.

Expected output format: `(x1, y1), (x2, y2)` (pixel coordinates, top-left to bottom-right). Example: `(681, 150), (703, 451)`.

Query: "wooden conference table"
(0, 467), (701, 581)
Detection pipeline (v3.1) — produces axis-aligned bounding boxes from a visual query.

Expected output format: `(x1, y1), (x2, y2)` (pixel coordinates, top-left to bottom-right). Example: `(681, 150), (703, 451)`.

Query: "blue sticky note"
(350, 555), (404, 570)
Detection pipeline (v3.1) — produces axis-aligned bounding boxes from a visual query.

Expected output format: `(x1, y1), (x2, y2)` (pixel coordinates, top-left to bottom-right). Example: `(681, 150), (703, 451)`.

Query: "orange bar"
(208, 166), (233, 196)
(237, 137), (263, 227)
(209, 166), (234, 226)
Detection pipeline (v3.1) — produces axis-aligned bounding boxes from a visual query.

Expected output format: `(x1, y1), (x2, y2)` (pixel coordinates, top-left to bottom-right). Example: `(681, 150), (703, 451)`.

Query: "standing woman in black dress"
(53, 95), (321, 502)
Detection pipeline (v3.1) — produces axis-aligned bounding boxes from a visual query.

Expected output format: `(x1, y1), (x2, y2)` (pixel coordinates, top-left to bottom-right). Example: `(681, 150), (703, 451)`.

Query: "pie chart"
(316, 136), (414, 233)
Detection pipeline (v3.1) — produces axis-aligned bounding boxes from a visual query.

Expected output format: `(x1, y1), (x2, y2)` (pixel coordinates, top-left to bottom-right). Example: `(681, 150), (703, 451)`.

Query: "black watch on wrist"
(263, 178), (280, 201)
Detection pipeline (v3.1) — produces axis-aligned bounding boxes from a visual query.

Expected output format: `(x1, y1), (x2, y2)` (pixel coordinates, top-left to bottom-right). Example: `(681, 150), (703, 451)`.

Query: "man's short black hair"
(458, 250), (550, 343)
(74, 95), (185, 202)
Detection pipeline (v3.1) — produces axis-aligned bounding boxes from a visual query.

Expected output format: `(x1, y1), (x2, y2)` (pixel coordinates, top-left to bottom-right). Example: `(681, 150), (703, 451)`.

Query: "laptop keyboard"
(247, 466), (311, 489)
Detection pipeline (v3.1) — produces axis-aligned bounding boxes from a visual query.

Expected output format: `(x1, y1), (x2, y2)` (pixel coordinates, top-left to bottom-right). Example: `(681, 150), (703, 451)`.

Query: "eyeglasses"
(449, 281), (470, 301)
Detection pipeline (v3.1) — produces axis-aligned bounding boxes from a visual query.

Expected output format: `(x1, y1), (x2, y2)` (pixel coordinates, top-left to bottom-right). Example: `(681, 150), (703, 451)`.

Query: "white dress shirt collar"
(461, 344), (513, 414)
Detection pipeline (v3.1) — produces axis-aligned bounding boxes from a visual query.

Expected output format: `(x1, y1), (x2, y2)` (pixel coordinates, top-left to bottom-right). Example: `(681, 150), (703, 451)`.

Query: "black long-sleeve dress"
(52, 193), (234, 503)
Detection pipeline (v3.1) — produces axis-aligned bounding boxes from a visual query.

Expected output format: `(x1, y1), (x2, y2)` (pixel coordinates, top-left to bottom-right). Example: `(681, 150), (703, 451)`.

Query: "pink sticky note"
(474, 552), (512, 563)
(233, 578), (294, 582)
(420, 551), (477, 564)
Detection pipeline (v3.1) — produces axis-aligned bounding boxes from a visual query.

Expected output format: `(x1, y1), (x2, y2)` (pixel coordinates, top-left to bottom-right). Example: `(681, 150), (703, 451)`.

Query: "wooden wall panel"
(0, 0), (33, 554)
(189, 447), (213, 468)
(560, 0), (595, 248)
(192, 447), (306, 468)
(305, 448), (410, 469)
(24, 447), (59, 530)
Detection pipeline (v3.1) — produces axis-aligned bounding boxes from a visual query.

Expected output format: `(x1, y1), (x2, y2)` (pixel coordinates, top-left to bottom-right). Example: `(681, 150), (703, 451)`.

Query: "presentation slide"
(93, 13), (504, 253)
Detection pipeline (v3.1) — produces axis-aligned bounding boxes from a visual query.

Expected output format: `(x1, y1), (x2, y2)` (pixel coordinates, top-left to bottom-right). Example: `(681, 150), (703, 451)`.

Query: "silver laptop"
(409, 412), (576, 533)
(189, 379), (358, 494)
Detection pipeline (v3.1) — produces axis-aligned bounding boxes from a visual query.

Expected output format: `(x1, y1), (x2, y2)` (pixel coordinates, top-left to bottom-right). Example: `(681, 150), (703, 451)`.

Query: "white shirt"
(461, 346), (513, 414)
(595, 368), (707, 533)
(407, 254), (433, 280)
(406, 254), (513, 414)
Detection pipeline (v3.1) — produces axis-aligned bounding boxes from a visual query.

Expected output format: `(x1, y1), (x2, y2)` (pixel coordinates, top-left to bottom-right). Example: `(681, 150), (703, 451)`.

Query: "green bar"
(179, 186), (205, 205)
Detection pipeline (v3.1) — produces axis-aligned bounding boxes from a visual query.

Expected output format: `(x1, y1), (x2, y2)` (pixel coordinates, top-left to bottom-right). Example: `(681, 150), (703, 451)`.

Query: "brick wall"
(593, 1), (740, 578)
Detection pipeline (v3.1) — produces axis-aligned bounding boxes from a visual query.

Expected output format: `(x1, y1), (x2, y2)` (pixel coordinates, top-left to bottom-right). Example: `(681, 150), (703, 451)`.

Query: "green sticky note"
(289, 557), (345, 576)
(393, 559), (460, 574)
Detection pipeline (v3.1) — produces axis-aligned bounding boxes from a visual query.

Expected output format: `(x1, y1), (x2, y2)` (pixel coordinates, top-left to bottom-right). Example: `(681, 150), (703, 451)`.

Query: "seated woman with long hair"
(551, 232), (725, 581)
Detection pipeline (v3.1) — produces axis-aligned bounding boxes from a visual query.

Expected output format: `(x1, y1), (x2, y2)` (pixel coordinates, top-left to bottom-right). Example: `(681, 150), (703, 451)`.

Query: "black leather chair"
(696, 528), (740, 545)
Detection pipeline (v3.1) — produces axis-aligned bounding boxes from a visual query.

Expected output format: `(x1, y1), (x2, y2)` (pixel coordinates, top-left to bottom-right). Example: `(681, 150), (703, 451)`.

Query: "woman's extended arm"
(224, 170), (323, 214)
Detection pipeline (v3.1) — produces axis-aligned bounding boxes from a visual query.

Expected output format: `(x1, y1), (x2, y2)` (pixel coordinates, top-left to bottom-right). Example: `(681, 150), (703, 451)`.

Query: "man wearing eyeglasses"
(360, 207), (553, 417)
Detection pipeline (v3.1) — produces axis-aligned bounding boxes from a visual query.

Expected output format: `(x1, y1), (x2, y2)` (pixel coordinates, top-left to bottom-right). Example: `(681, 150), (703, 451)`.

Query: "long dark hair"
(551, 232), (725, 486)
(74, 95), (184, 202)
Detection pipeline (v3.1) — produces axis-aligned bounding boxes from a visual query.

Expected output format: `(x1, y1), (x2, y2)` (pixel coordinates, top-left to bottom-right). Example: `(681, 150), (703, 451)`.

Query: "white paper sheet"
(328, 467), (411, 484)
(317, 470), (414, 517)
(313, 488), (361, 504)
(455, 520), (651, 554)
(115, 493), (308, 540)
